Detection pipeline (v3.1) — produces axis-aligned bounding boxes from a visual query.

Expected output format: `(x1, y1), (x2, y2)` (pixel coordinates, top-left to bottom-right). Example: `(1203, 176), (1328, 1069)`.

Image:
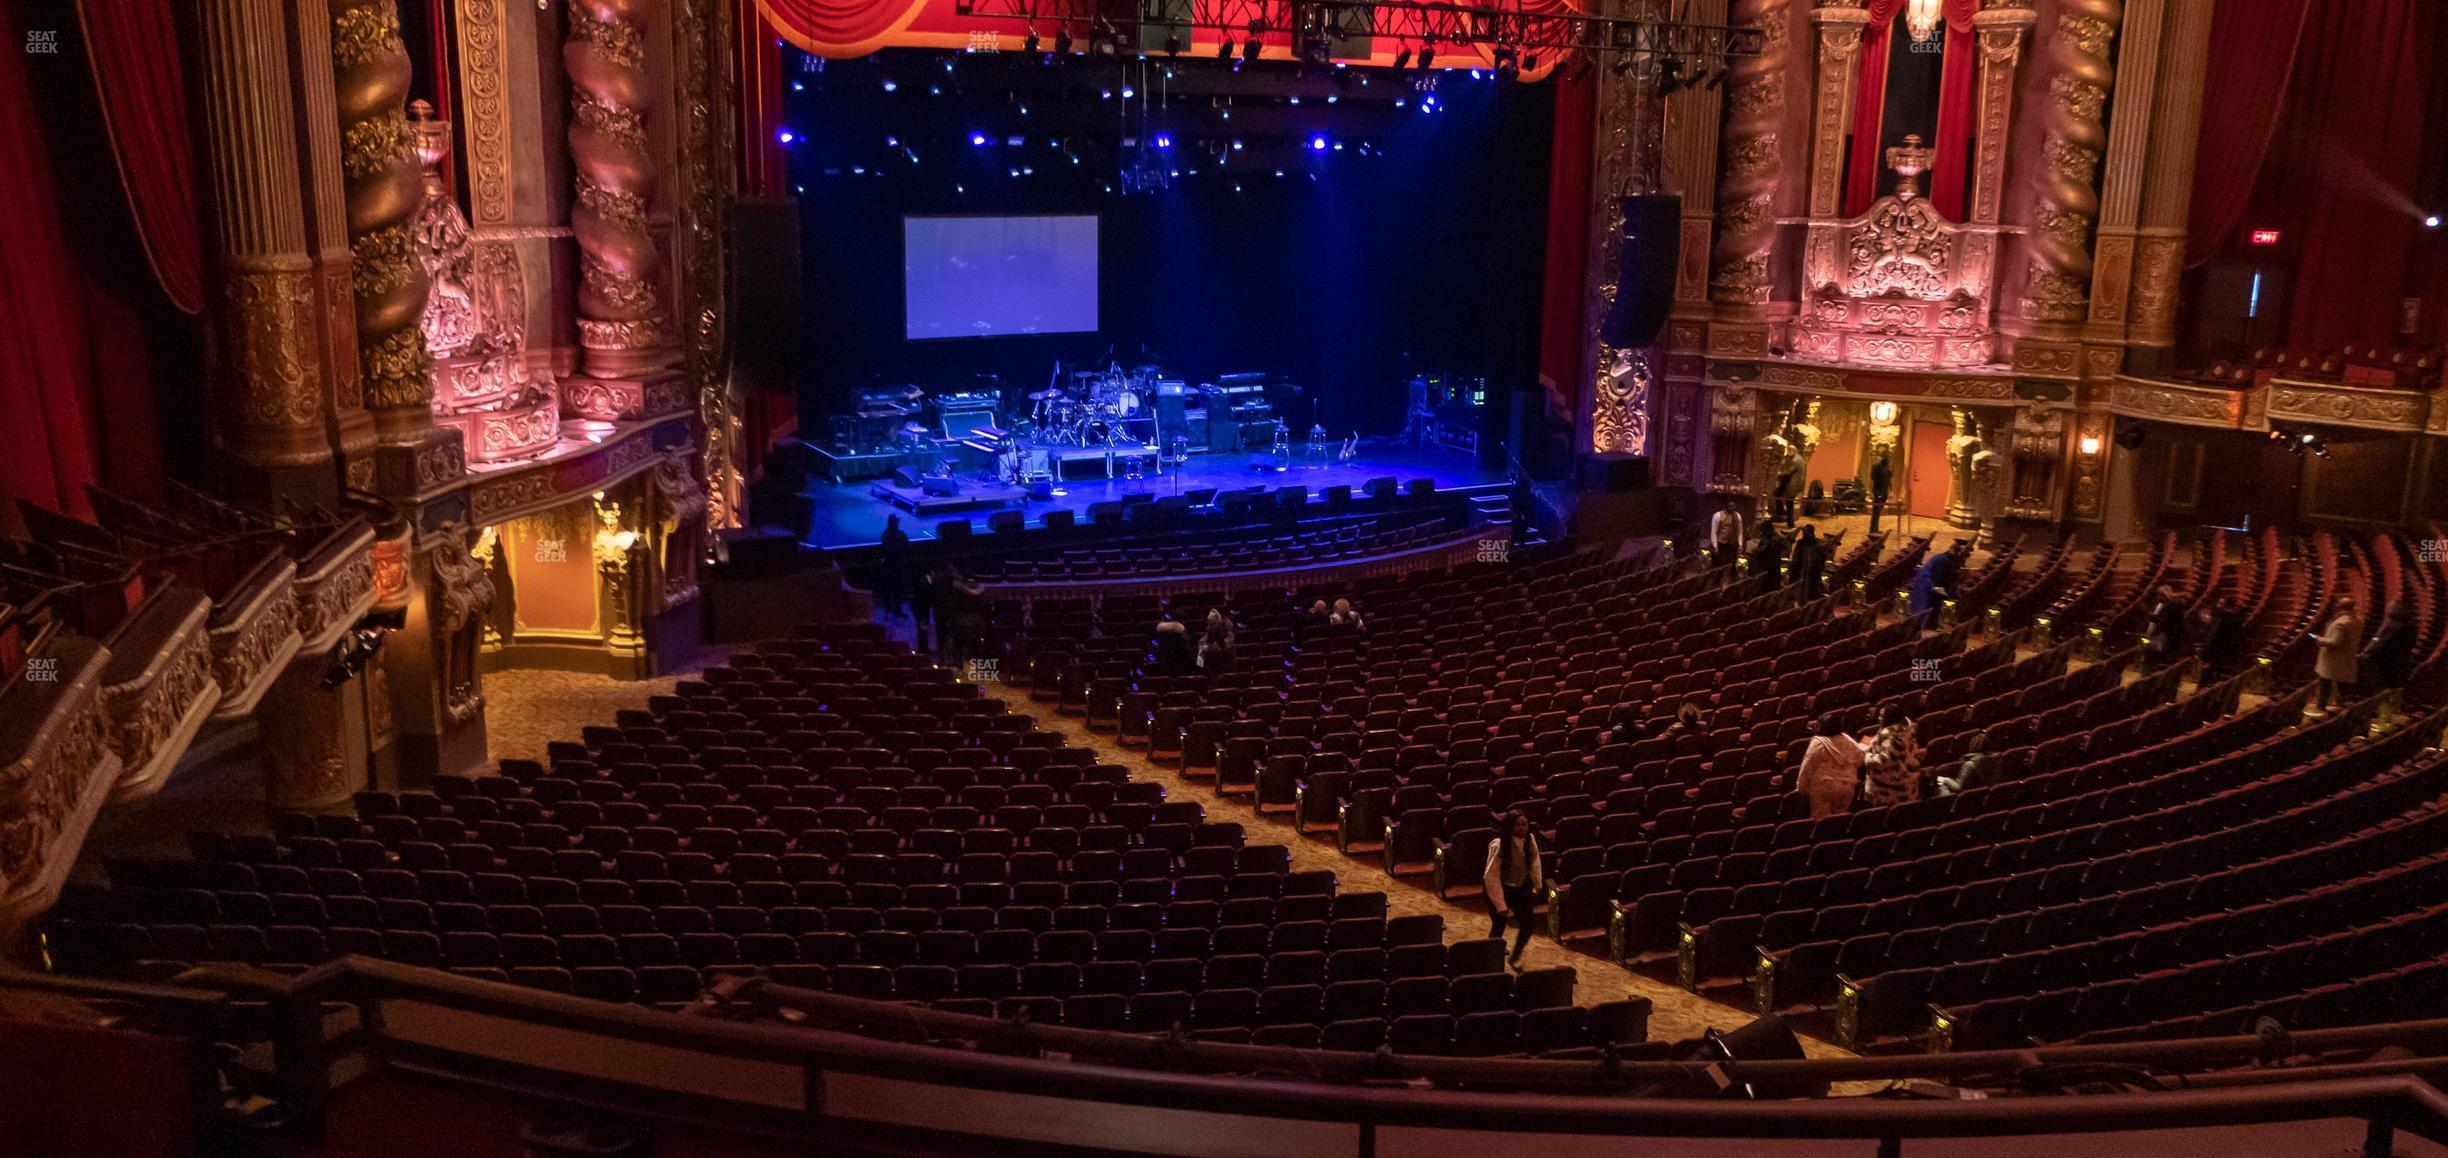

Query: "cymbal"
(1027, 389), (1058, 400)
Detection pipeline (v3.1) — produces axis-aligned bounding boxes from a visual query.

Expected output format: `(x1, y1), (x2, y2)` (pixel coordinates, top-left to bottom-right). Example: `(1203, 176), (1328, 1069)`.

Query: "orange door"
(1906, 419), (1952, 520)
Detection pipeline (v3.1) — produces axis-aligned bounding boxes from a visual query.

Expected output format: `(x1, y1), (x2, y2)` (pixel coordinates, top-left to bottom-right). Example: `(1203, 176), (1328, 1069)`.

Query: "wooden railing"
(7, 959), (2446, 1157)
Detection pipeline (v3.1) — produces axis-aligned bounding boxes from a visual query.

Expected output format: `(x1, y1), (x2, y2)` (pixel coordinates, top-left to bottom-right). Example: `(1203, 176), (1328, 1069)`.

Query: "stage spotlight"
(1054, 28), (1073, 54)
(1419, 46), (1435, 70)
(1218, 37), (1234, 59)
(970, 131), (990, 146)
(775, 128), (796, 144)
(1166, 34), (1182, 55)
(1231, 138), (1244, 150)
(1023, 28), (1039, 53)
(880, 79), (898, 93)
(1394, 47), (1411, 69)
(1706, 64), (1730, 88)
(2429, 214), (2444, 228)
(1243, 36), (1262, 63)
(1153, 132), (1173, 148)
(1309, 133), (1328, 151)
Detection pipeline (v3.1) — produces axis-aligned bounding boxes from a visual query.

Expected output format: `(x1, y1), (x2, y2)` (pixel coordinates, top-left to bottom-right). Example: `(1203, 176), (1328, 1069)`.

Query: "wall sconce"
(1869, 401), (1899, 426)
(2078, 433), (2103, 457)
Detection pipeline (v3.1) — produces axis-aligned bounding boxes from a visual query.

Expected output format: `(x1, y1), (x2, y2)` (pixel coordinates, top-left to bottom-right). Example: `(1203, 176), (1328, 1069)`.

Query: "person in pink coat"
(1798, 715), (1865, 818)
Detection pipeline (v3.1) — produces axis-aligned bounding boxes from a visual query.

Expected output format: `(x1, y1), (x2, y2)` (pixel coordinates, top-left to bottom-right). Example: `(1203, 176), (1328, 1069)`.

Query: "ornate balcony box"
(98, 586), (220, 803)
(433, 385), (563, 465)
(1794, 137), (1999, 372)
(0, 635), (119, 939)
(293, 519), (379, 654)
(205, 554), (302, 724)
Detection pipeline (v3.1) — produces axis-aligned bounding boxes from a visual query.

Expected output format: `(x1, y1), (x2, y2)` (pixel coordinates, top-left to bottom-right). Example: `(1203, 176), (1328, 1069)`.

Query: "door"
(1907, 419), (1952, 520)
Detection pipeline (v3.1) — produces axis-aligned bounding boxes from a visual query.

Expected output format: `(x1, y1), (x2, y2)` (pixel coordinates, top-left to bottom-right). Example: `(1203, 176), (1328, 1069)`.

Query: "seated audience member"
(1152, 610), (1193, 675)
(1862, 702), (1922, 807)
(1329, 597), (1367, 633)
(1199, 608), (1237, 674)
(1797, 715), (1864, 819)
(1302, 599), (1333, 639)
(1935, 733), (1988, 797)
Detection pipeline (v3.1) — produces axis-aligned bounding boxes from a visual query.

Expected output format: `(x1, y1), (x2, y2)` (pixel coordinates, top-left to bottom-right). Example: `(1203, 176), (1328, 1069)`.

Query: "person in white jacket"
(1482, 810), (1544, 967)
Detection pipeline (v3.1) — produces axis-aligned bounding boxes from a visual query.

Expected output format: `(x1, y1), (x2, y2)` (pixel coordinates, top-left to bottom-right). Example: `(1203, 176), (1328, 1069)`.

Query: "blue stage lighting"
(880, 80), (897, 93)
(1153, 133), (1173, 148)
(776, 128), (796, 144)
(971, 131), (990, 146)
(1121, 86), (1136, 98)
(1309, 134), (1327, 151)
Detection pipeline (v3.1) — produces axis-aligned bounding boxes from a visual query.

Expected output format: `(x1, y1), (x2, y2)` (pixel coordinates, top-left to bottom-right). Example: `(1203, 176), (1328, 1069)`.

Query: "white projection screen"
(903, 214), (1100, 340)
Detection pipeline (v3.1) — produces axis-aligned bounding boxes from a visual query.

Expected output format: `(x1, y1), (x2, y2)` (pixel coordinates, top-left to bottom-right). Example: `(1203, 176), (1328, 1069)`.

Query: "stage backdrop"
(787, 59), (1555, 443)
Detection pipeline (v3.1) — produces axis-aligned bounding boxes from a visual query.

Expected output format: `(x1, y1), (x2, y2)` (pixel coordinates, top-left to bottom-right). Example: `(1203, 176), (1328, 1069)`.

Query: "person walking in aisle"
(1798, 715), (1865, 819)
(2313, 596), (2363, 715)
(2362, 601), (2416, 701)
(1482, 810), (1544, 967)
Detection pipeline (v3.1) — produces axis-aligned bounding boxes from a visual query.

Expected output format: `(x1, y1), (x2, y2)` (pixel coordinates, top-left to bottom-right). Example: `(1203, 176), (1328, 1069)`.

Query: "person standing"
(2313, 597), (2364, 715)
(876, 514), (911, 617)
(2362, 601), (2416, 698)
(1868, 453), (1893, 535)
(1775, 449), (1805, 528)
(2198, 597), (2249, 674)
(1788, 524), (1828, 601)
(1745, 523), (1786, 581)
(1710, 504), (1746, 569)
(1482, 811), (1544, 967)
(1907, 539), (1972, 622)
(2143, 585), (2188, 670)
(1797, 716), (1865, 819)
(1861, 703), (1922, 808)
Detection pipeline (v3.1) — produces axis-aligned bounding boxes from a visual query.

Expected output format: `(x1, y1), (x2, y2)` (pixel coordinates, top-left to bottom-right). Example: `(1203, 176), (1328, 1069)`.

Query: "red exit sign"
(2249, 229), (2282, 246)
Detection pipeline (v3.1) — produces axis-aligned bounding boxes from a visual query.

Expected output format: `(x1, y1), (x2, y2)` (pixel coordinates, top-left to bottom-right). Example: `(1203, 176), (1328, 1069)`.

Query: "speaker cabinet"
(1579, 453), (1653, 492)
(987, 510), (1025, 534)
(1041, 509), (1075, 531)
(1364, 477), (1398, 501)
(1602, 195), (1682, 349)
(935, 518), (971, 540)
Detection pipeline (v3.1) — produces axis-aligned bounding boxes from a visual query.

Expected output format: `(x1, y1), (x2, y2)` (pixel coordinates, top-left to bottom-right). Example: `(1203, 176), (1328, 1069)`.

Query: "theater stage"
(799, 438), (1507, 549)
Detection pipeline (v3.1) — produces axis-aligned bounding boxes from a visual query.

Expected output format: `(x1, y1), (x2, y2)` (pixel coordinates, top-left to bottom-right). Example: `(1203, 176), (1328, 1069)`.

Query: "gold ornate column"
(1798, 0), (1871, 328)
(1709, 0), (1792, 315)
(382, 525), (495, 783)
(672, 0), (741, 532)
(593, 494), (650, 671)
(330, 0), (434, 447)
(566, 0), (686, 419)
(1960, 2), (2034, 329)
(197, 0), (338, 505)
(2127, 0), (2216, 368)
(281, 0), (377, 492)
(2080, 0), (2168, 361)
(1580, 0), (1658, 458)
(2013, 0), (2122, 336)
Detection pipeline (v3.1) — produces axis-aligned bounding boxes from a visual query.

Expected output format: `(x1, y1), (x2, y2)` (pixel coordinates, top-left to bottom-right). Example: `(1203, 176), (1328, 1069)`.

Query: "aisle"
(982, 682), (1859, 1060)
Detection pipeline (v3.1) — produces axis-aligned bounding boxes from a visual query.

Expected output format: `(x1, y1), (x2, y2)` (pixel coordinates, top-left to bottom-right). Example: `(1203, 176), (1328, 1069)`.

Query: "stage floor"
(799, 438), (1506, 549)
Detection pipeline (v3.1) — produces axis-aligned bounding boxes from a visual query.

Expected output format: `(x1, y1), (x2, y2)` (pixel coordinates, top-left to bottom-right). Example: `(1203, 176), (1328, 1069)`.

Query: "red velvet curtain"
(1538, 68), (1596, 412)
(1843, 0), (1976, 219)
(2273, 0), (2430, 348)
(1928, 11), (1975, 220)
(735, 1), (789, 198)
(74, 0), (204, 316)
(757, 0), (930, 58)
(0, 0), (170, 516)
(1840, 4), (1897, 217)
(2183, 0), (2310, 264)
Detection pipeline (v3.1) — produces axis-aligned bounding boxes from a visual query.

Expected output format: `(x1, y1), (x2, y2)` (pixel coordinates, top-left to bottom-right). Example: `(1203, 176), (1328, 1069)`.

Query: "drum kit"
(1029, 363), (1158, 448)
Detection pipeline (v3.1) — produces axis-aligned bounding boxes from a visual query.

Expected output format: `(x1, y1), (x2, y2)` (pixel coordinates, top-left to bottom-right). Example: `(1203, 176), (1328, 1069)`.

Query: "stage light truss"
(951, 0), (1762, 64)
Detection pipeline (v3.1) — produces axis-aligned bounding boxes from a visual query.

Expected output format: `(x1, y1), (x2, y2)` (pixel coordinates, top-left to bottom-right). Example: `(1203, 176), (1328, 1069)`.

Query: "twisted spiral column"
(1709, 0), (1790, 310)
(330, 0), (433, 444)
(2018, 0), (2121, 327)
(567, 0), (675, 381)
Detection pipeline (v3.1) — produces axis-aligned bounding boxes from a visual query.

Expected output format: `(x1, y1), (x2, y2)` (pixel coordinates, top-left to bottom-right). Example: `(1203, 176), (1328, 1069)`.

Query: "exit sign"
(2249, 229), (2282, 245)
